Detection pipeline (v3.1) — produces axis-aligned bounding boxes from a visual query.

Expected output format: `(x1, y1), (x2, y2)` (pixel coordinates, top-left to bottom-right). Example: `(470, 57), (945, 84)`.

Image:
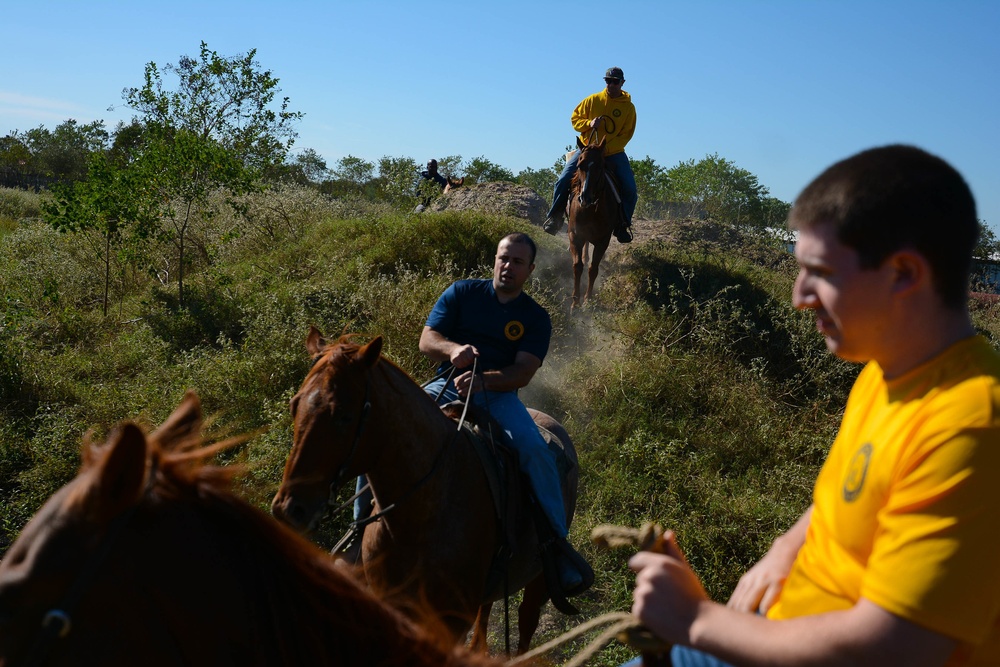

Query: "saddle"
(439, 402), (594, 613)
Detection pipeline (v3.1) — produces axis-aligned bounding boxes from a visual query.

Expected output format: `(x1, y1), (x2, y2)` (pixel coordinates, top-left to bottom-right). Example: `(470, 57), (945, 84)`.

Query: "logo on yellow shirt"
(505, 320), (524, 341)
(842, 443), (872, 502)
(612, 108), (621, 118)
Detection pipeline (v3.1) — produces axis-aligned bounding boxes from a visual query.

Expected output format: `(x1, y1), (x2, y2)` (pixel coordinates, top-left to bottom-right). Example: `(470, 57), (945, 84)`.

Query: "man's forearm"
(419, 327), (460, 364)
(685, 598), (955, 667)
(478, 366), (532, 393)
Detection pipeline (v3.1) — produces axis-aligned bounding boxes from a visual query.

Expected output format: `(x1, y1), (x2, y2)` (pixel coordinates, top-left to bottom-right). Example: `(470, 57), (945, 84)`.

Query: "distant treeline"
(0, 168), (60, 192)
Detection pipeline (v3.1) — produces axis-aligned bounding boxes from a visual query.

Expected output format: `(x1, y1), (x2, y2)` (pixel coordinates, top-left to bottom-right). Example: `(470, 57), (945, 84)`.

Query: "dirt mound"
(430, 181), (549, 226)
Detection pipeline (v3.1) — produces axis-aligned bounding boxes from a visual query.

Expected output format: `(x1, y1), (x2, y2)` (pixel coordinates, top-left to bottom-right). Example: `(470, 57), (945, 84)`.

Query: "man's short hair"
(501, 232), (537, 264)
(789, 145), (979, 309)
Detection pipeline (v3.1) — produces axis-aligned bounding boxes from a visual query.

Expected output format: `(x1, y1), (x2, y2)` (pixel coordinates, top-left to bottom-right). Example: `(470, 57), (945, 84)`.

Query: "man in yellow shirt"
(543, 66), (637, 243)
(626, 145), (1000, 666)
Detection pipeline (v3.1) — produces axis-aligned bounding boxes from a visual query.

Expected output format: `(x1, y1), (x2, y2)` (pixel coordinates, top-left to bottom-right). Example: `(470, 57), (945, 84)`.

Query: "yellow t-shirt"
(571, 90), (636, 156)
(768, 336), (1000, 665)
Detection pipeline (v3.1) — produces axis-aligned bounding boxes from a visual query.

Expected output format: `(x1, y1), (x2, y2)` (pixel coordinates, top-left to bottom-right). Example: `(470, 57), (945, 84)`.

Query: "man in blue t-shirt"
(419, 232), (585, 595)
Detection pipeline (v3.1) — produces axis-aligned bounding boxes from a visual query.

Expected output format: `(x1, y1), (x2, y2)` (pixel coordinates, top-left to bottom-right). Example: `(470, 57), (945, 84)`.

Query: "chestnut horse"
(567, 137), (617, 308)
(270, 328), (579, 654)
(0, 391), (517, 667)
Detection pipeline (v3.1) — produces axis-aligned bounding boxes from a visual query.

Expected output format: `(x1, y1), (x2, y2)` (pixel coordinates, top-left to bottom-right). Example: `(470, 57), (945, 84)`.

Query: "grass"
(2, 185), (993, 664)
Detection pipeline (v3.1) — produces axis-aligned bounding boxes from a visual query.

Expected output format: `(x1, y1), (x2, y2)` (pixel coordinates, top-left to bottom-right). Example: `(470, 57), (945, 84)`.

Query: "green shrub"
(0, 187), (45, 221)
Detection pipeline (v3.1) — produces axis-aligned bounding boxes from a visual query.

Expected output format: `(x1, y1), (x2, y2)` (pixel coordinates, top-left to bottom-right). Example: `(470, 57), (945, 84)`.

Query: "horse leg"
(469, 602), (493, 652)
(516, 575), (550, 654)
(584, 242), (609, 304)
(569, 240), (585, 309)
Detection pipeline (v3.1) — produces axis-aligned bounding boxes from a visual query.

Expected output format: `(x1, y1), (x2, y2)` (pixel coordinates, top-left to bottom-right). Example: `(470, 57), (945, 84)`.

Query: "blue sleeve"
(519, 309), (551, 362)
(425, 282), (459, 334)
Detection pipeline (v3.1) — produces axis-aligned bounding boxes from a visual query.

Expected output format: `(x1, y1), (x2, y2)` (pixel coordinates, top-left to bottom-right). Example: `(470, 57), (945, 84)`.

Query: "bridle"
(19, 459), (160, 667)
(323, 377), (372, 512)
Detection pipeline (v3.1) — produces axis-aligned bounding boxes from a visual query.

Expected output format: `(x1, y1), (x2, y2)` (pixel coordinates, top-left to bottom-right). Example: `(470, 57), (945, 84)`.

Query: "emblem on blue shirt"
(505, 320), (525, 341)
(842, 443), (872, 502)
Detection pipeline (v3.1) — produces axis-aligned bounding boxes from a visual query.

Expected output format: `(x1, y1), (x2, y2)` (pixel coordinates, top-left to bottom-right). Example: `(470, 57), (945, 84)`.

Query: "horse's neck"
(369, 364), (457, 466)
(125, 497), (464, 665)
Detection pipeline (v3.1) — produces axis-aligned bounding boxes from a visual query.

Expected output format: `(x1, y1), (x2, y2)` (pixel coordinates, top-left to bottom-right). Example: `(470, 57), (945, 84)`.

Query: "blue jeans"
(547, 150), (580, 220)
(424, 377), (568, 537)
(546, 149), (638, 225)
(621, 646), (735, 667)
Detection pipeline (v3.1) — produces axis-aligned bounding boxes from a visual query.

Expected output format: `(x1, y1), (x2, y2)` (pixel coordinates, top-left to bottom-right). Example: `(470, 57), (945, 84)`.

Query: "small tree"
(375, 155), (420, 207)
(44, 152), (160, 316)
(516, 166), (557, 203)
(19, 120), (109, 183)
(437, 155), (463, 179)
(975, 220), (1000, 261)
(630, 155), (671, 219)
(283, 148), (329, 184)
(119, 41), (303, 307)
(666, 154), (778, 228)
(327, 155), (376, 196)
(0, 134), (33, 175)
(462, 156), (515, 184)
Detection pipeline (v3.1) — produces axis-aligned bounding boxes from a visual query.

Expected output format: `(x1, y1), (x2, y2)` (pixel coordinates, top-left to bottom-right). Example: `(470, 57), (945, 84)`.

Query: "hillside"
(5, 186), (1000, 664)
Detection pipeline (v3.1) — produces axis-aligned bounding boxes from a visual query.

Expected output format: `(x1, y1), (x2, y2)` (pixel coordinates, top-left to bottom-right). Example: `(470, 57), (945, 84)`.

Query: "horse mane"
(83, 413), (511, 666)
(321, 334), (442, 403)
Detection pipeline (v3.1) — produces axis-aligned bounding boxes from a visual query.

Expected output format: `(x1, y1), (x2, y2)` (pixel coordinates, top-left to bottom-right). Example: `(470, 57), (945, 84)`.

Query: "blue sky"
(3, 0), (998, 227)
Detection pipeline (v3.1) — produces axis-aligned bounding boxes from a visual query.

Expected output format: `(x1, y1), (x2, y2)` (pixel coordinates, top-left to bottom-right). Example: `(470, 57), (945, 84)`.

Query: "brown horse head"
(444, 176), (464, 194)
(573, 137), (607, 209)
(271, 326), (385, 533)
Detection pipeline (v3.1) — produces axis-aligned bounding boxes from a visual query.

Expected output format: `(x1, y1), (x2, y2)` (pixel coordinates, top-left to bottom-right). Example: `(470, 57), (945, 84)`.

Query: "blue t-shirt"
(425, 279), (551, 372)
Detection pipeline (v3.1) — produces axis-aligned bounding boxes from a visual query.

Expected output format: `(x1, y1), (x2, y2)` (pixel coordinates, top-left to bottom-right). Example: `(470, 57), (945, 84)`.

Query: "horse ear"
(306, 326), (327, 356)
(359, 336), (383, 367)
(576, 136), (585, 150)
(88, 422), (148, 521)
(457, 177), (464, 186)
(150, 390), (202, 450)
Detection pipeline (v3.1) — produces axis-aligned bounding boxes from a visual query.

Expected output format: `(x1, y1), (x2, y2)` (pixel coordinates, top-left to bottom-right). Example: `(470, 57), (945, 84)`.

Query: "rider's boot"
(613, 217), (633, 243)
(543, 214), (564, 235)
(555, 537), (594, 596)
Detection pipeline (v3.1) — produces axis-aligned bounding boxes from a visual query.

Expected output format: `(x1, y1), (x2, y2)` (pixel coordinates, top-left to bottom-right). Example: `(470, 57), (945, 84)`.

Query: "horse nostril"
(278, 501), (309, 531)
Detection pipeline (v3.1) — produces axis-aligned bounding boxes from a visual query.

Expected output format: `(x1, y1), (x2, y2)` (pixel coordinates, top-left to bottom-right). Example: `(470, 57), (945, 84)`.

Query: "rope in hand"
(504, 522), (672, 666)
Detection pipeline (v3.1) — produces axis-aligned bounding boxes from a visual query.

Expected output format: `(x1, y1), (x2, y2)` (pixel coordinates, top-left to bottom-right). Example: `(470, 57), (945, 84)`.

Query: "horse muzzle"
(271, 489), (325, 533)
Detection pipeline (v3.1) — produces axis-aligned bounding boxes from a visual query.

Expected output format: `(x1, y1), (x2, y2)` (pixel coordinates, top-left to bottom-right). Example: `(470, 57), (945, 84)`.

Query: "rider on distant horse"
(543, 66), (637, 243)
(419, 233), (589, 596)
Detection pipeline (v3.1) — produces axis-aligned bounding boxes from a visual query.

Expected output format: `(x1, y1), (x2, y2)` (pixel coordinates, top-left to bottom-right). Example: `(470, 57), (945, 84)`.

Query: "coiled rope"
(504, 522), (673, 666)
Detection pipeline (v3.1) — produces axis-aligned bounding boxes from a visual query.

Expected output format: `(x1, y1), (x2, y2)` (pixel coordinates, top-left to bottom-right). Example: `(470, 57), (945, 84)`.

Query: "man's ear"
(888, 249), (929, 296)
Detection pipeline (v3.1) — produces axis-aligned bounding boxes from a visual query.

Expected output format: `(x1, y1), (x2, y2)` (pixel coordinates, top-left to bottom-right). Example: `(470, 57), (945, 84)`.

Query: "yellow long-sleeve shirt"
(571, 89), (636, 156)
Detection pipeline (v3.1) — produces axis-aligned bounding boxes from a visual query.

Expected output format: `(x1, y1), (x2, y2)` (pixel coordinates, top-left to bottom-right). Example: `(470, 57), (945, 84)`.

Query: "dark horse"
(567, 136), (617, 308)
(0, 391), (518, 667)
(270, 328), (579, 654)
